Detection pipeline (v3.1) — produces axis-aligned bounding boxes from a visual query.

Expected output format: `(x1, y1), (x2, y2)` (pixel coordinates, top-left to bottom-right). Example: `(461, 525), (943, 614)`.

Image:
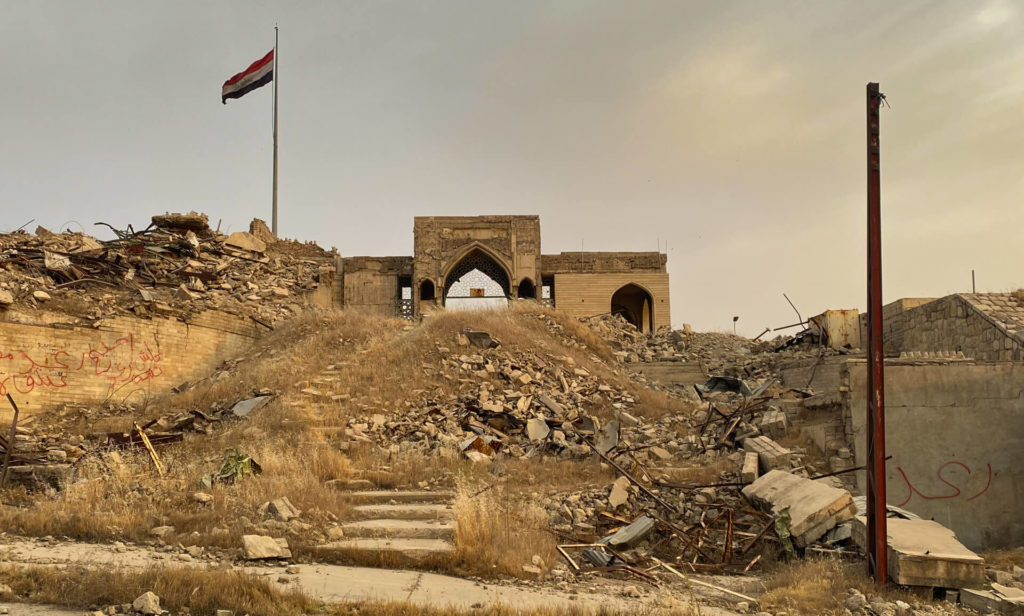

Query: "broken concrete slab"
(742, 436), (792, 473)
(241, 535), (292, 560)
(224, 231), (267, 254)
(230, 395), (273, 419)
(961, 586), (1024, 615)
(742, 470), (855, 547)
(851, 516), (985, 588)
(741, 452), (759, 483)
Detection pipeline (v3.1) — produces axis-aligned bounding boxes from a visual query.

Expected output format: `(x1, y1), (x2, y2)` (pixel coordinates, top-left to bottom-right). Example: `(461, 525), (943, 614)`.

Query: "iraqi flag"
(221, 50), (274, 104)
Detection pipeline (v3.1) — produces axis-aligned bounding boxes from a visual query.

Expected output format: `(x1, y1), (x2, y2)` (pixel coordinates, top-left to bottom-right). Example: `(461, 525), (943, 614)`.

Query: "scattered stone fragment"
(526, 417), (551, 442)
(241, 534), (292, 560)
(132, 591), (161, 615)
(608, 477), (630, 508)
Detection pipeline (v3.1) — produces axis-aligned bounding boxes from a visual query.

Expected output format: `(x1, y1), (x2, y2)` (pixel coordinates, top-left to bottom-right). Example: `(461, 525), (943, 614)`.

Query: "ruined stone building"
(340, 216), (670, 331)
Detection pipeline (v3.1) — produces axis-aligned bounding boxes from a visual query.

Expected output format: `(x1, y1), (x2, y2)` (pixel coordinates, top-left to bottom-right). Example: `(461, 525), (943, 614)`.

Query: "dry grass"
(452, 481), (559, 578)
(0, 564), (316, 616)
(760, 557), (951, 616)
(984, 546), (1024, 570)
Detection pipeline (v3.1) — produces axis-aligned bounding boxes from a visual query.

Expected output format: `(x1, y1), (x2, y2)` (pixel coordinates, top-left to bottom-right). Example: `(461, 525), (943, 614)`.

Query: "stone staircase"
(294, 366), (459, 565)
(318, 487), (457, 564)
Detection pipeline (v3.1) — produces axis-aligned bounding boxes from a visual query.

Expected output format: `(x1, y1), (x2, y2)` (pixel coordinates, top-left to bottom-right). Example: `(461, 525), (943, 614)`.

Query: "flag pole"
(272, 26), (279, 237)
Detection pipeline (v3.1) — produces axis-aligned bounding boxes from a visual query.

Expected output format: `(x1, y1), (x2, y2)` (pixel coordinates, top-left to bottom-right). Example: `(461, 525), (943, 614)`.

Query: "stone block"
(5, 464), (74, 492)
(742, 469), (855, 547)
(242, 535), (292, 560)
(741, 452), (759, 483)
(742, 436), (792, 473)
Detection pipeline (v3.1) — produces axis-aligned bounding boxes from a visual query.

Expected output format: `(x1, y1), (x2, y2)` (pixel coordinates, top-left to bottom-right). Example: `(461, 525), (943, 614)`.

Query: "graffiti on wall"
(0, 332), (163, 398)
(894, 460), (993, 507)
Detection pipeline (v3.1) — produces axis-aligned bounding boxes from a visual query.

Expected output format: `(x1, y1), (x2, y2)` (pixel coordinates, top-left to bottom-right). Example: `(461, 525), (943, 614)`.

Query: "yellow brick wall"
(0, 309), (259, 418)
(553, 273), (671, 330)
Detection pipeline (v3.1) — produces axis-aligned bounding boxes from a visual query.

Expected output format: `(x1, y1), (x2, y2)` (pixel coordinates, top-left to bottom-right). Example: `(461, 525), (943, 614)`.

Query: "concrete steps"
(341, 518), (455, 540)
(343, 490), (454, 504)
(352, 503), (453, 521)
(323, 482), (458, 565)
(320, 537), (455, 556)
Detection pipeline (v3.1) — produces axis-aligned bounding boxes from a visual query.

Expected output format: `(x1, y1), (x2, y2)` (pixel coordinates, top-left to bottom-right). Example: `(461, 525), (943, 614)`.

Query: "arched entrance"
(517, 278), (536, 300)
(443, 248), (511, 311)
(611, 283), (653, 332)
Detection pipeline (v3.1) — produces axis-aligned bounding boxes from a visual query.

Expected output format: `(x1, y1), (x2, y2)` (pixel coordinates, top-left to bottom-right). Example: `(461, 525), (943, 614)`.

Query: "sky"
(1, 1), (1022, 336)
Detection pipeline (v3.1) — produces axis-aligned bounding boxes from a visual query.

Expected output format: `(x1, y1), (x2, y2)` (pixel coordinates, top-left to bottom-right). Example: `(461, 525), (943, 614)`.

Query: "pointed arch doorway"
(443, 248), (511, 311)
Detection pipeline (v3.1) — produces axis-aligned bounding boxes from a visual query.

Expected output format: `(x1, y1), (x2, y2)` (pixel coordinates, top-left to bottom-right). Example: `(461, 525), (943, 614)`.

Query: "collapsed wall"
(780, 355), (1024, 550)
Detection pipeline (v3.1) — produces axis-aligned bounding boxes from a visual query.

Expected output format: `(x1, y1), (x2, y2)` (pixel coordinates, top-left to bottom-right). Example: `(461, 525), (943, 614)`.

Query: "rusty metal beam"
(866, 81), (888, 586)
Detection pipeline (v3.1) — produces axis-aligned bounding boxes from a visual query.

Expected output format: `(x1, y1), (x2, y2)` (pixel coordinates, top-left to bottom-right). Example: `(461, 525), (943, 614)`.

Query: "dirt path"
(0, 538), (742, 614)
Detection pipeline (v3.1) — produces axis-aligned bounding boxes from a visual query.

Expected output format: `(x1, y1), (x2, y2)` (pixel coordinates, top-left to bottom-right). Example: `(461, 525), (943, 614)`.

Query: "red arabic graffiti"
(0, 333), (163, 397)
(895, 461), (993, 507)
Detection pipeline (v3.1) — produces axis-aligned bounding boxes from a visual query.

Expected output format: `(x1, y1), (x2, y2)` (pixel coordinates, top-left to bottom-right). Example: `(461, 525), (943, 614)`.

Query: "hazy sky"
(2, 1), (1022, 335)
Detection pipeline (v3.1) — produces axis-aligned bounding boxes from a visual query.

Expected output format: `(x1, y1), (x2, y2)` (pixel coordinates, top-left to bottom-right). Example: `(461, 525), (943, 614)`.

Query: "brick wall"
(553, 272), (671, 330)
(0, 308), (258, 417)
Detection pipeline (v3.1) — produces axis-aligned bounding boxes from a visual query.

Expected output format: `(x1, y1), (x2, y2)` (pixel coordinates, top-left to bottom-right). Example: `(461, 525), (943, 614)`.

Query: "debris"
(463, 330), (501, 349)
(265, 497), (301, 522)
(742, 470), (855, 547)
(526, 417), (551, 442)
(242, 534), (292, 560)
(200, 450), (262, 487)
(740, 451), (759, 483)
(961, 585), (1024, 615)
(224, 231), (267, 255)
(595, 419), (619, 455)
(697, 376), (753, 398)
(742, 436), (792, 473)
(132, 591), (162, 615)
(134, 422), (164, 477)
(851, 515), (985, 588)
(608, 477), (630, 508)
(229, 395), (274, 419)
(604, 515), (655, 547)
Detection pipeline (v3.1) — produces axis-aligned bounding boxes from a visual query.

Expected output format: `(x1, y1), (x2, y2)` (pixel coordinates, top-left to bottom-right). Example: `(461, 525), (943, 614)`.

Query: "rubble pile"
(0, 213), (336, 323)
(344, 333), (674, 461)
(581, 313), (840, 379)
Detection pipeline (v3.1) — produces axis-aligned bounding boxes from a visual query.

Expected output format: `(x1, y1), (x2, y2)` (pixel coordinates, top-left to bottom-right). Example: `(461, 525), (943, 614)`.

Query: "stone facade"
(341, 215), (670, 330)
(0, 308), (259, 416)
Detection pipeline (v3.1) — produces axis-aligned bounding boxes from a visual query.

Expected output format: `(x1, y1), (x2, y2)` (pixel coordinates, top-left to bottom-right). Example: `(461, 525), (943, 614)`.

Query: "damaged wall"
(0, 308), (258, 416)
(848, 360), (1024, 551)
(781, 356), (1024, 550)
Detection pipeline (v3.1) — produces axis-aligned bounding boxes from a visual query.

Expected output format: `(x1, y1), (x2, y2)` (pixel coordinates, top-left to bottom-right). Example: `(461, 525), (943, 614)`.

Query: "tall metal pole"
(865, 82), (888, 586)
(272, 26), (279, 237)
